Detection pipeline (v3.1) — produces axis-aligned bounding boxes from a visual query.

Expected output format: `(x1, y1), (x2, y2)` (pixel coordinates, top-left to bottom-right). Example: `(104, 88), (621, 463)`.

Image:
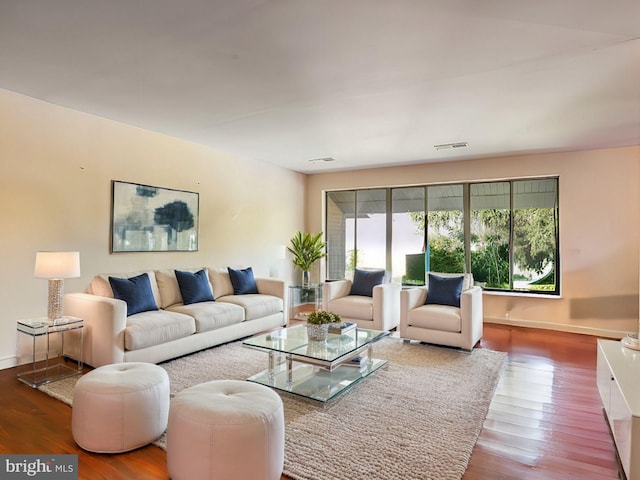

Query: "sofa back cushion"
(156, 268), (212, 308)
(155, 269), (183, 308)
(88, 270), (162, 307)
(208, 267), (234, 299)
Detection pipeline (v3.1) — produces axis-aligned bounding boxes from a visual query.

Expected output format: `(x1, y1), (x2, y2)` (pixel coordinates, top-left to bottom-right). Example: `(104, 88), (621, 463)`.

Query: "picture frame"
(111, 180), (199, 252)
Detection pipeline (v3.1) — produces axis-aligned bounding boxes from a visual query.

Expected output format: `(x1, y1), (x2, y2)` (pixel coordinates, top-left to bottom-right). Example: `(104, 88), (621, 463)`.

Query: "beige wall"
(307, 148), (640, 337)
(2, 86), (638, 369)
(0, 88), (305, 369)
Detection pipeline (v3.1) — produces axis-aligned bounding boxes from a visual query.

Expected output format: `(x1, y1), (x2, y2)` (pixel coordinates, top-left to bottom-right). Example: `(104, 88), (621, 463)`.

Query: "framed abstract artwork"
(111, 180), (199, 252)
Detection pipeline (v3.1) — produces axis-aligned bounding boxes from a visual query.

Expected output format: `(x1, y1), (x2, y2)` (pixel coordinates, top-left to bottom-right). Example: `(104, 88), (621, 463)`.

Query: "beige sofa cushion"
(326, 296), (374, 321)
(88, 271), (162, 308)
(208, 267), (235, 299)
(155, 269), (185, 308)
(155, 268), (214, 308)
(167, 301), (244, 332)
(217, 295), (283, 321)
(407, 304), (461, 333)
(125, 310), (195, 351)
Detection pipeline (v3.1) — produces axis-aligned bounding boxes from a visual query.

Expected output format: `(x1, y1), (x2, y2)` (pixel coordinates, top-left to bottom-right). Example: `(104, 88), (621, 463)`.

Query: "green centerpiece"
(306, 310), (341, 341)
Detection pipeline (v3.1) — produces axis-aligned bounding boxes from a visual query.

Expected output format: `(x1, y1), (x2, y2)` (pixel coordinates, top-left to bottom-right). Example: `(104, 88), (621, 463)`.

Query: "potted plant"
(306, 310), (341, 341)
(288, 231), (326, 286)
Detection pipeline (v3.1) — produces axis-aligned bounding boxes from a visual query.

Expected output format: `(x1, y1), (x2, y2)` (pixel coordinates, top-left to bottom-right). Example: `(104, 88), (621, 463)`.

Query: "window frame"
(324, 176), (560, 296)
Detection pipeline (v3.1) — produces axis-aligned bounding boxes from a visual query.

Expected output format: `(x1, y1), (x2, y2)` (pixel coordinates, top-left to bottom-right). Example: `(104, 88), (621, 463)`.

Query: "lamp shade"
(34, 251), (81, 279)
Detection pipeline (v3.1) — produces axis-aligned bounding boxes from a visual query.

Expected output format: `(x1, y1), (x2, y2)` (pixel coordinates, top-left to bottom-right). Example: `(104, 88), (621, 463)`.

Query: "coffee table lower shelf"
(247, 358), (387, 403)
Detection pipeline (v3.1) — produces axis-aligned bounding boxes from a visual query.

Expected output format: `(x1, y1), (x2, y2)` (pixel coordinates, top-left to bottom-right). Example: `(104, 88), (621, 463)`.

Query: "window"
(392, 187), (425, 284)
(325, 177), (559, 295)
(470, 182), (511, 289)
(512, 179), (558, 293)
(354, 189), (387, 273)
(427, 184), (465, 274)
(326, 189), (387, 280)
(326, 190), (354, 280)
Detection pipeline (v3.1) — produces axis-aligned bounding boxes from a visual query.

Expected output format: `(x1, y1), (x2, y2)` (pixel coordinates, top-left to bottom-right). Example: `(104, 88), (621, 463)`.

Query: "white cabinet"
(597, 339), (640, 480)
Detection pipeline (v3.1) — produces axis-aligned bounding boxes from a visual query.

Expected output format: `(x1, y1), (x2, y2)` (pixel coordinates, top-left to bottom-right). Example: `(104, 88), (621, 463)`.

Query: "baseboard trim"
(0, 355), (17, 371)
(484, 316), (629, 339)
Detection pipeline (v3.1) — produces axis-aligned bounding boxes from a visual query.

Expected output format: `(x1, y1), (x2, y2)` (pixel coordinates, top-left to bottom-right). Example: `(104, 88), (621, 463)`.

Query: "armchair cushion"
(349, 268), (385, 297)
(408, 304), (461, 333)
(175, 269), (215, 305)
(227, 267), (259, 295)
(109, 273), (159, 316)
(425, 273), (464, 308)
(329, 296), (374, 320)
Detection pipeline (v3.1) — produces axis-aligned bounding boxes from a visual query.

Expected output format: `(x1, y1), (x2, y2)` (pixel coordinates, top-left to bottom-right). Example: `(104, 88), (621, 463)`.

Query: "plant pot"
(306, 323), (329, 342)
(302, 270), (310, 287)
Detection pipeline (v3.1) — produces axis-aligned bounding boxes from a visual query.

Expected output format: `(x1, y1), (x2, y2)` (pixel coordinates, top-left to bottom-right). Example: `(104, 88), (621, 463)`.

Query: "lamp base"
(621, 333), (640, 351)
(47, 278), (64, 320)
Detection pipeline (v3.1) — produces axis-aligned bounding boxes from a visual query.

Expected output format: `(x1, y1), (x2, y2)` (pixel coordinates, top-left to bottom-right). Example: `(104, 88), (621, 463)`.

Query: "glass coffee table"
(242, 324), (389, 403)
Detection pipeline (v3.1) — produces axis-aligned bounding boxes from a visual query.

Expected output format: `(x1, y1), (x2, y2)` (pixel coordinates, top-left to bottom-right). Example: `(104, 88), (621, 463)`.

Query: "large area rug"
(40, 338), (506, 480)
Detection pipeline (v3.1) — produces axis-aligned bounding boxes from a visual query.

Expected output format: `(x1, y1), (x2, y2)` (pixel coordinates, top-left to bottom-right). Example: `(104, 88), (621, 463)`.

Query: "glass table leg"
(268, 351), (275, 384)
(287, 354), (293, 387)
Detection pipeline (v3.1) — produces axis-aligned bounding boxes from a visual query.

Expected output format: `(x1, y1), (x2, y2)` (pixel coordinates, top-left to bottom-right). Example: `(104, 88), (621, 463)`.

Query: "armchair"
(400, 273), (483, 350)
(322, 269), (401, 332)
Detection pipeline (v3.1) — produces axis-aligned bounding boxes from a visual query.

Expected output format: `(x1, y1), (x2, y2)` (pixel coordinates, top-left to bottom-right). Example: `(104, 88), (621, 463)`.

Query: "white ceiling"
(1, 0), (639, 174)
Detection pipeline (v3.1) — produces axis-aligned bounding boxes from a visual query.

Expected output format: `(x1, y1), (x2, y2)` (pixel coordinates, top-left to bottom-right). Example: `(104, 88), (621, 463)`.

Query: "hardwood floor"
(0, 324), (619, 480)
(465, 326), (619, 480)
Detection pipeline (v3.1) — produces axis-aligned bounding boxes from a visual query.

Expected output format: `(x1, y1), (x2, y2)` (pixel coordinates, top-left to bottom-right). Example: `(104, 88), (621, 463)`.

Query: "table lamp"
(34, 251), (81, 321)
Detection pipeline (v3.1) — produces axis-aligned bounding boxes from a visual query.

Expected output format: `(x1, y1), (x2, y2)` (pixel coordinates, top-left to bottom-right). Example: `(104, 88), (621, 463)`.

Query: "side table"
(16, 316), (84, 388)
(288, 284), (323, 323)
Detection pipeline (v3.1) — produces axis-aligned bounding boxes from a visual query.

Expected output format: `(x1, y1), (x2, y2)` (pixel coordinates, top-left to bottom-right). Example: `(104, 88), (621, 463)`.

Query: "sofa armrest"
(322, 280), (352, 309)
(255, 277), (287, 321)
(372, 282), (401, 331)
(255, 277), (286, 300)
(63, 292), (127, 368)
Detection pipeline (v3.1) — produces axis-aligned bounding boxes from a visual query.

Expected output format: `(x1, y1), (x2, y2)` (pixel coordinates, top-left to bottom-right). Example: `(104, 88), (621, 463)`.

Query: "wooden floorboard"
(0, 324), (620, 480)
(464, 325), (619, 480)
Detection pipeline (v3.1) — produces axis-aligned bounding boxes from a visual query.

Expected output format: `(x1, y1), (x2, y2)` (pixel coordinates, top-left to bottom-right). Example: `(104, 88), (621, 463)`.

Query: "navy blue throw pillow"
(175, 269), (214, 305)
(425, 274), (464, 308)
(109, 273), (158, 316)
(350, 268), (385, 297)
(227, 267), (259, 295)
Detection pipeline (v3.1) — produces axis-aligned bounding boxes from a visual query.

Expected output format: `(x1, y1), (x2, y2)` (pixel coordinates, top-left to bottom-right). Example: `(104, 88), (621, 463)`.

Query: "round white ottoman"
(72, 362), (170, 453)
(167, 380), (284, 480)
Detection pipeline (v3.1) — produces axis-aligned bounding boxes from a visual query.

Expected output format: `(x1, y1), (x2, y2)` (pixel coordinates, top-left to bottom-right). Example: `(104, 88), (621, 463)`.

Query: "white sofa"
(63, 267), (286, 368)
(399, 273), (483, 350)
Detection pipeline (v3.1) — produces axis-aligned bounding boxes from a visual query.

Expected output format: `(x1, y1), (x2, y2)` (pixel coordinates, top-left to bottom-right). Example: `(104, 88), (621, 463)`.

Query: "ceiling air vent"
(434, 142), (468, 151)
(308, 157), (336, 164)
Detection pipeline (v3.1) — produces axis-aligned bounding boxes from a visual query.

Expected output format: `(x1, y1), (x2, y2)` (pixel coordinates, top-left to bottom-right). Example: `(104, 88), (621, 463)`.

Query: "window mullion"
(424, 187), (429, 274)
(353, 190), (358, 269)
(385, 188), (392, 274)
(509, 181), (514, 290)
(463, 183), (471, 274)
